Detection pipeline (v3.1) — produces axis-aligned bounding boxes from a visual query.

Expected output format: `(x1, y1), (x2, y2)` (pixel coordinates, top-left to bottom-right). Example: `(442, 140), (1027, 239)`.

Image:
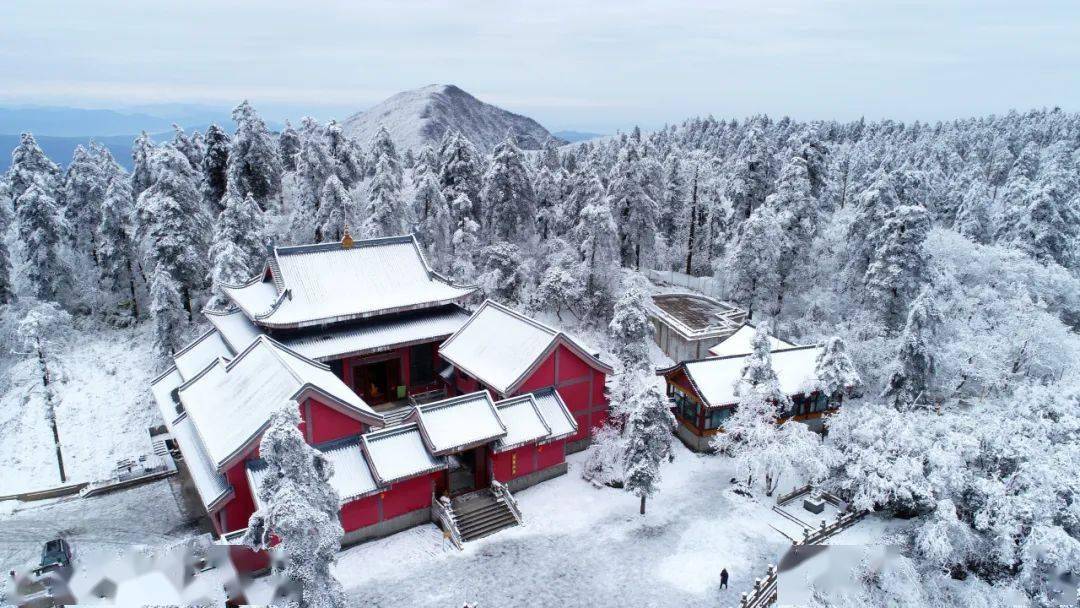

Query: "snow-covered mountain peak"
(342, 84), (563, 153)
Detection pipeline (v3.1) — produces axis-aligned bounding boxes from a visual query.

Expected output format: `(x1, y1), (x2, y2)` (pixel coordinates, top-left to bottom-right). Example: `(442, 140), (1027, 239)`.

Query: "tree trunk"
(38, 345), (66, 482)
(639, 495), (646, 515)
(126, 259), (140, 319)
(182, 285), (193, 322)
(685, 172), (698, 274)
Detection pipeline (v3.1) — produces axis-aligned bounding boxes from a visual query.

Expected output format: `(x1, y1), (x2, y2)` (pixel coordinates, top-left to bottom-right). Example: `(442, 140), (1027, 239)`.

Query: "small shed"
(648, 293), (747, 362)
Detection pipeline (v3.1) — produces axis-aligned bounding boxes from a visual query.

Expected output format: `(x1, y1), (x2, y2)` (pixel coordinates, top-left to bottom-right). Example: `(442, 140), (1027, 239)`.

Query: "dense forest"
(2, 103), (1078, 605)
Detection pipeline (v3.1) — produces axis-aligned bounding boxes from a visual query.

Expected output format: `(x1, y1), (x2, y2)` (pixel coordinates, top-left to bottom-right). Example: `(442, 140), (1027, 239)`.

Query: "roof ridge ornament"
(341, 225), (355, 249)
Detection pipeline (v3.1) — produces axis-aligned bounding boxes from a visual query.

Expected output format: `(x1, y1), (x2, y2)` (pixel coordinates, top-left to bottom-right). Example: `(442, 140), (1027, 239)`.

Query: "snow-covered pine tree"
(362, 155), (404, 238)
(137, 144), (212, 317)
(97, 176), (141, 317)
(411, 170), (452, 270)
(810, 337), (862, 399)
(953, 178), (991, 244)
(278, 120), (301, 172)
(200, 124), (231, 215)
(172, 124), (203, 170)
(243, 404), (347, 608)
(369, 126), (402, 183)
(227, 100), (283, 208)
(7, 133), (61, 209)
(609, 273), (653, 374)
(477, 241), (527, 303)
(534, 240), (585, 320)
(881, 288), (939, 410)
(60, 144), (108, 259)
(438, 132), (483, 218)
(315, 175), (355, 243)
(450, 193), (481, 282)
(766, 157), (819, 315)
(149, 263), (184, 362)
(16, 184), (70, 301)
(572, 181), (620, 310)
(538, 137), (561, 172)
(533, 166), (560, 240)
(864, 204), (931, 329)
(607, 146), (659, 269)
(724, 205), (785, 319)
(995, 178), (1079, 270)
(622, 380), (675, 514)
(842, 170), (899, 291)
(208, 192), (266, 306)
(289, 118), (335, 243)
(0, 238), (13, 304)
(660, 153), (688, 269)
(480, 134), (537, 244)
(325, 120), (364, 188)
(413, 145), (437, 176)
(130, 131), (154, 200)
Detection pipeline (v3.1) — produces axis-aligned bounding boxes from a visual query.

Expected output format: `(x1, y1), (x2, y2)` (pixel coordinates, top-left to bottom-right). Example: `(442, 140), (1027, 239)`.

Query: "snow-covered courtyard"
(311, 447), (893, 608)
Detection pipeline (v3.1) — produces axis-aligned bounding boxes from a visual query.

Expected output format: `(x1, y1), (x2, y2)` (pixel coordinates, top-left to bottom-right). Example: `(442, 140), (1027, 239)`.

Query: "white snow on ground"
(233, 446), (886, 608)
(0, 478), (204, 602)
(0, 323), (165, 494)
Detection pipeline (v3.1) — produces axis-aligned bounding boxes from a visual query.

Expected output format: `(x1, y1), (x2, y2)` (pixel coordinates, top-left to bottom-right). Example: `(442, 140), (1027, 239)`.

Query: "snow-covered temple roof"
(173, 415), (233, 511)
(204, 308), (264, 354)
(531, 388), (579, 442)
(665, 345), (823, 408)
(492, 395), (551, 453)
(222, 235), (476, 329)
(280, 305), (472, 362)
(361, 423), (447, 485)
(706, 323), (796, 358)
(176, 336), (380, 470)
(172, 329), (233, 381)
(246, 435), (379, 511)
(408, 391), (507, 455)
(438, 300), (613, 396)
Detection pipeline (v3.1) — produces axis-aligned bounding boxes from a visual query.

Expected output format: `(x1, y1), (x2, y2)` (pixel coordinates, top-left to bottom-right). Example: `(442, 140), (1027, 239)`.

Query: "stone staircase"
(450, 487), (521, 543)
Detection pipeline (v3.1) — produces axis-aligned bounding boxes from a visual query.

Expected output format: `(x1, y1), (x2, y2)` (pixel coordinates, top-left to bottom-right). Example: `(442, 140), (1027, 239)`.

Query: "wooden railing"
(491, 480), (523, 525)
(431, 493), (463, 550)
(740, 508), (867, 607)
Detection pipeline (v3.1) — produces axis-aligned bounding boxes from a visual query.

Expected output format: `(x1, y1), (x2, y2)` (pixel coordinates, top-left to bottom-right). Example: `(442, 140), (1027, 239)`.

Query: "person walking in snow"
(720, 568), (729, 590)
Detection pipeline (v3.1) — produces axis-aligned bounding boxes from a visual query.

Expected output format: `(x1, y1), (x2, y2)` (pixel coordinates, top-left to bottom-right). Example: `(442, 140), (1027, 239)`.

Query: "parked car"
(34, 540), (72, 575)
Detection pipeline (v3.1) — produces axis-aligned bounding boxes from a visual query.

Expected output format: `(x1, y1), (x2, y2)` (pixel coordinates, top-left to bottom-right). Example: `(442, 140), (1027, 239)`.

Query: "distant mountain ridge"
(342, 84), (563, 153)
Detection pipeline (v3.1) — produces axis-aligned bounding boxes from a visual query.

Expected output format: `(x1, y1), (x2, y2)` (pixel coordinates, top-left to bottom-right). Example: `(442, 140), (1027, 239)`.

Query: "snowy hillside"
(342, 84), (563, 153)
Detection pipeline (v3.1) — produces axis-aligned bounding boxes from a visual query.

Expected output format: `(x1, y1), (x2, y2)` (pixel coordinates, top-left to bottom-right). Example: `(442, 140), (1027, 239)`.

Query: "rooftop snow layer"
(223, 235), (475, 329)
(362, 423), (446, 485)
(682, 345), (823, 408)
(177, 336), (377, 470)
(410, 391), (506, 455)
(531, 388), (579, 442)
(172, 415), (232, 511)
(173, 330), (232, 381)
(492, 395), (551, 452)
(247, 436), (378, 510)
(439, 300), (611, 395)
(205, 308), (263, 353)
(650, 293), (747, 340)
(150, 366), (185, 424)
(707, 324), (796, 358)
(281, 306), (471, 361)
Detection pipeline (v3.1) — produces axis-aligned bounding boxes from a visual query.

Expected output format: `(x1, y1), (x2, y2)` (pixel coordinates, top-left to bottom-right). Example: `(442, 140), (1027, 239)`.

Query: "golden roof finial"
(341, 225), (354, 249)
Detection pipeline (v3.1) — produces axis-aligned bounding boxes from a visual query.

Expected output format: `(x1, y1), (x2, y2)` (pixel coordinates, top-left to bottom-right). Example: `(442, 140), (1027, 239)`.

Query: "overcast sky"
(2, 1), (1078, 132)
